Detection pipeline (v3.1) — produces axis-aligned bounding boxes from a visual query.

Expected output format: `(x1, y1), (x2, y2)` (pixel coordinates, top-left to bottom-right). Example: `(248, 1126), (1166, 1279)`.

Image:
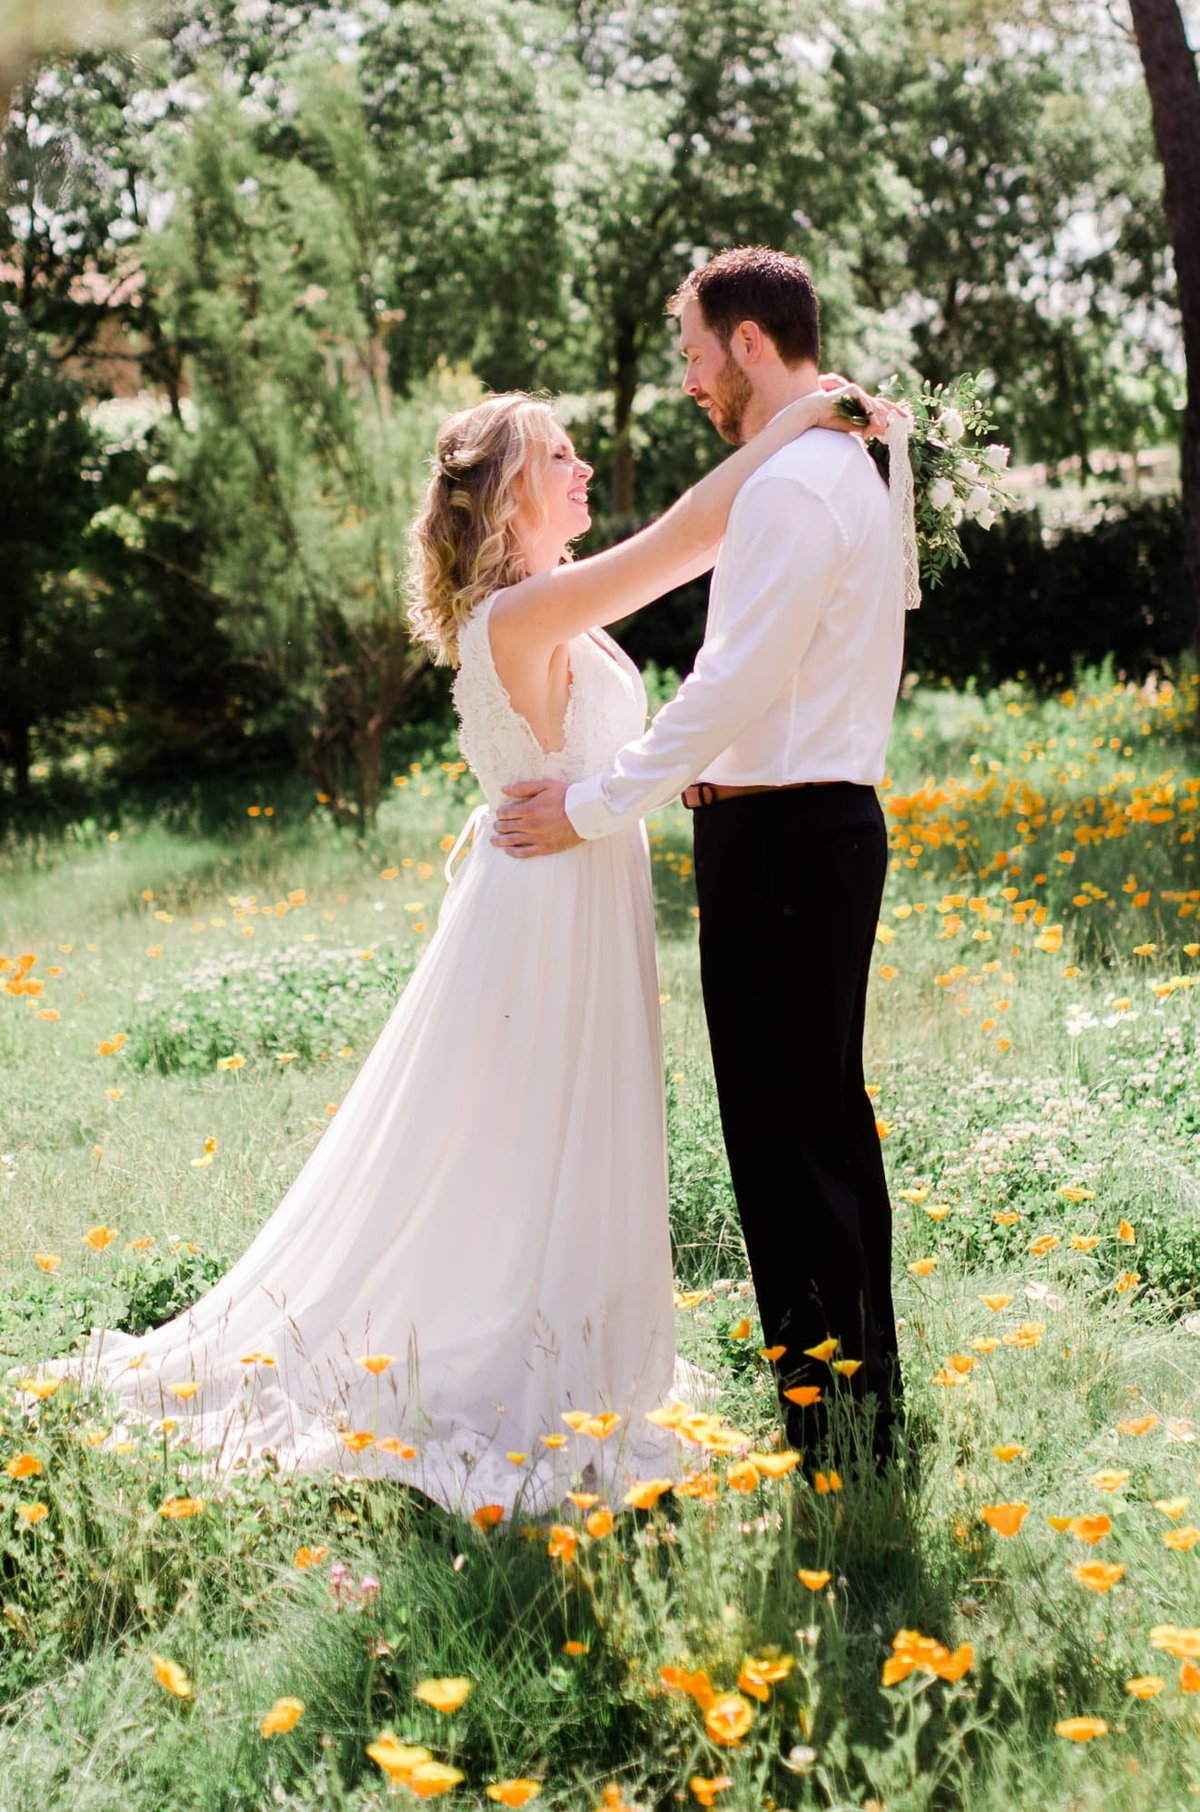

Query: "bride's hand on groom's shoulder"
(815, 374), (910, 441)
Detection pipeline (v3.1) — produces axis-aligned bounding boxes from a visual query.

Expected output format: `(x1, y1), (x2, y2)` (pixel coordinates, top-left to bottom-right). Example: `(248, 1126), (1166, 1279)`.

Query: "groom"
(494, 245), (905, 1476)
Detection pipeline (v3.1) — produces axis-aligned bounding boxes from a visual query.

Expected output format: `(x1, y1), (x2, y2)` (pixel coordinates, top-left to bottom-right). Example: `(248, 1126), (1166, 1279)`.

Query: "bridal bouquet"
(835, 374), (1017, 602)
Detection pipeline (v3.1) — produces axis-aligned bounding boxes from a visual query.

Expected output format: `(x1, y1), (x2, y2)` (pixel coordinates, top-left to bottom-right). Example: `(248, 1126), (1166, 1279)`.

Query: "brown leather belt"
(681, 780), (836, 809)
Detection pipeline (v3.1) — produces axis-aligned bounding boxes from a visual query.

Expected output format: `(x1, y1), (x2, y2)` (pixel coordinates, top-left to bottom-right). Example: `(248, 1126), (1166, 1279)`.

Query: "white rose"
(938, 407), (966, 443)
(965, 485), (991, 517)
(957, 459), (980, 483)
(928, 477), (955, 511)
(984, 443), (1010, 471)
(975, 507), (997, 530)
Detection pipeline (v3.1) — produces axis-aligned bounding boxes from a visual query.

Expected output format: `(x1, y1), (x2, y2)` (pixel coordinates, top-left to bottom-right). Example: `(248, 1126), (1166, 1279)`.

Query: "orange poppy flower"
(797, 1569), (832, 1591)
(1055, 1717), (1106, 1741)
(1124, 1676), (1165, 1698)
(704, 1692), (755, 1747)
(1067, 1514), (1112, 1544)
(260, 1697), (304, 1736)
(547, 1525), (578, 1564)
(414, 1676), (472, 1714)
(151, 1654), (192, 1698)
(472, 1505), (505, 1531)
(783, 1385), (822, 1408)
(1088, 1470), (1131, 1493)
(586, 1509), (614, 1539)
(980, 1503), (1028, 1536)
(747, 1451), (801, 1480)
(814, 1470), (842, 1495)
(726, 1461), (759, 1494)
(1002, 1323), (1045, 1348)
(371, 1732), (436, 1775)
(623, 1478), (673, 1510)
(1116, 1414), (1158, 1436)
(673, 1471), (719, 1502)
(158, 1495), (206, 1519)
(375, 1437), (416, 1458)
(737, 1654), (794, 1701)
(408, 1762), (465, 1798)
(486, 1781), (542, 1806)
(1073, 1561), (1124, 1592)
(1149, 1625), (1200, 1659)
(357, 1354), (397, 1375)
(660, 1666), (715, 1710)
(338, 1431), (375, 1453)
(5, 1454), (43, 1479)
(293, 1545), (328, 1569)
(689, 1777), (733, 1807)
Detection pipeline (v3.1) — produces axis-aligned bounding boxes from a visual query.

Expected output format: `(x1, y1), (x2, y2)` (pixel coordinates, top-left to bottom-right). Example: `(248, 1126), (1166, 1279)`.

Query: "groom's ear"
(733, 319), (767, 366)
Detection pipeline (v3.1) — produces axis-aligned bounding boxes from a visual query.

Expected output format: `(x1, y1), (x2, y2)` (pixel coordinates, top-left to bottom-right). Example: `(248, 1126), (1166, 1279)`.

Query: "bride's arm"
(490, 383), (884, 648)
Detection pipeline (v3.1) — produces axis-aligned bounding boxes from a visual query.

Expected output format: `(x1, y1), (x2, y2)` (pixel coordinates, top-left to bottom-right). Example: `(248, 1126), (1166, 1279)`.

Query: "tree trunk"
(610, 319), (640, 518)
(1128, 0), (1200, 663)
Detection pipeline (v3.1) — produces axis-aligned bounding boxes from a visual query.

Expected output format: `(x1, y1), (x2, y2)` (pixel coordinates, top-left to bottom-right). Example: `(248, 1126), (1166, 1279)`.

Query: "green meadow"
(1, 667), (1198, 1811)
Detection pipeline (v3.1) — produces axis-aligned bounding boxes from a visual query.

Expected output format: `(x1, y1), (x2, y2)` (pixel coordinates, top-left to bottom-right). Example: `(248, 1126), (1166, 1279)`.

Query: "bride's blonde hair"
(407, 392), (564, 667)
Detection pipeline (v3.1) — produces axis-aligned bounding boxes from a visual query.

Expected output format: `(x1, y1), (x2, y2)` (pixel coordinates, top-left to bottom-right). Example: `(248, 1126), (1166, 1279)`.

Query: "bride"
(33, 381), (886, 1517)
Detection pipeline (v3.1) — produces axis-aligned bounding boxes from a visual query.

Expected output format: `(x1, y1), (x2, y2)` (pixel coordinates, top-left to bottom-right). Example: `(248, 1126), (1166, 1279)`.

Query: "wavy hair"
(407, 392), (563, 667)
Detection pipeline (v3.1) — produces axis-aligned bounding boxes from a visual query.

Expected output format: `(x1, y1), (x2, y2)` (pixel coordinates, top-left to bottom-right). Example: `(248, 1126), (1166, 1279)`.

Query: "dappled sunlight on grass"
(0, 671), (1197, 1808)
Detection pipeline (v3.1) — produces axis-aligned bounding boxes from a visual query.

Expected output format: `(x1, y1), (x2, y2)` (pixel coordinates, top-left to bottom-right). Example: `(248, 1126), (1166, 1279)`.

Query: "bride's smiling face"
(514, 427), (594, 570)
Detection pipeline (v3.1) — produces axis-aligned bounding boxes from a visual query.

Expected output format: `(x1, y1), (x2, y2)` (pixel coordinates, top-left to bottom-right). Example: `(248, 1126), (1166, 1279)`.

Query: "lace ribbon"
(887, 411), (921, 612)
(443, 802), (490, 884)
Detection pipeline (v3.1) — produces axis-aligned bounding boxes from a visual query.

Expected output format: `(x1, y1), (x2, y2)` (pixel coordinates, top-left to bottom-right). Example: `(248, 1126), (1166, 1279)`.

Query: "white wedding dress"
(34, 595), (680, 1515)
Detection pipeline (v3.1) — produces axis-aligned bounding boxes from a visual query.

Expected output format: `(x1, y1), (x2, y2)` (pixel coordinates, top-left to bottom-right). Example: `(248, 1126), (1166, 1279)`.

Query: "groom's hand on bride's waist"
(493, 780), (582, 857)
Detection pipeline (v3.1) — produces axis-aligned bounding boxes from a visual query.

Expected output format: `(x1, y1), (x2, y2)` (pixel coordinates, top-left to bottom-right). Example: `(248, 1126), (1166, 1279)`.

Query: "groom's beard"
(706, 355), (754, 445)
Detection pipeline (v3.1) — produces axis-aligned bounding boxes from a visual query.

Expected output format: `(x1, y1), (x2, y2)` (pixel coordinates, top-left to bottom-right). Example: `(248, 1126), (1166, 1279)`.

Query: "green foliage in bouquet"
(836, 374), (1017, 589)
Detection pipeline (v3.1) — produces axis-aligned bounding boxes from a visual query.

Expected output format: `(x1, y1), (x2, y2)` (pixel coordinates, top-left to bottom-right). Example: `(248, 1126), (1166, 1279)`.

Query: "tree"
(1128, 0), (1200, 654)
(0, 304), (100, 796)
(823, 0), (1182, 464)
(136, 66), (474, 823)
(356, 0), (574, 397)
(556, 0), (848, 513)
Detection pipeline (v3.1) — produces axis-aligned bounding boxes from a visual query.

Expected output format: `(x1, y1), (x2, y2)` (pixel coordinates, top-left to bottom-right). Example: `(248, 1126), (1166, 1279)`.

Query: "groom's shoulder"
(747, 428), (884, 510)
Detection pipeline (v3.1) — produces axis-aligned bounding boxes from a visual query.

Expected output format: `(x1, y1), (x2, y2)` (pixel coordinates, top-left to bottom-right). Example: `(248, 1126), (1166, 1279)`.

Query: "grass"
(0, 666), (1198, 1810)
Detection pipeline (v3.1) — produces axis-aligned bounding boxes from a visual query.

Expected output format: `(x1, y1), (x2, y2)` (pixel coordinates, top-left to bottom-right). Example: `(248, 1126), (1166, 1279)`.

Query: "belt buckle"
(685, 781), (718, 810)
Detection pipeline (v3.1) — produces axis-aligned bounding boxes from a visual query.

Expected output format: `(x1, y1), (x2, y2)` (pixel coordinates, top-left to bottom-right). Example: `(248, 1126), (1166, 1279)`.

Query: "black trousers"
(692, 784), (902, 1465)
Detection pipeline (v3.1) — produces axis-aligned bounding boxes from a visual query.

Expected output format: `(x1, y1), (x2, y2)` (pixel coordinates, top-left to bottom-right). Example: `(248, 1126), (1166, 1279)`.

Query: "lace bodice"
(451, 593), (647, 809)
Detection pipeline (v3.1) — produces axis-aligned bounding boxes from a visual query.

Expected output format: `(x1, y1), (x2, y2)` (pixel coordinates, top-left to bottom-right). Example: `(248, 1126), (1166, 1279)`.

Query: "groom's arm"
(564, 474), (848, 840)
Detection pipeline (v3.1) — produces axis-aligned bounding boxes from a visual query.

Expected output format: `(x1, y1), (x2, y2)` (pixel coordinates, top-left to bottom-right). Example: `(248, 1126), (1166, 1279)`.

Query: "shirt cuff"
(564, 774), (617, 841)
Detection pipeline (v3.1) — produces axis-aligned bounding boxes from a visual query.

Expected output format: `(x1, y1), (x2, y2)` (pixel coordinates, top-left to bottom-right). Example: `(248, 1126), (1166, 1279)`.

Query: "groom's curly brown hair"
(666, 246), (821, 368)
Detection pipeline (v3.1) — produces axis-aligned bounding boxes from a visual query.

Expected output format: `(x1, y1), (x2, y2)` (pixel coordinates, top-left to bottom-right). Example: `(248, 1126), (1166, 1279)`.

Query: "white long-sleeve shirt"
(564, 427), (903, 841)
